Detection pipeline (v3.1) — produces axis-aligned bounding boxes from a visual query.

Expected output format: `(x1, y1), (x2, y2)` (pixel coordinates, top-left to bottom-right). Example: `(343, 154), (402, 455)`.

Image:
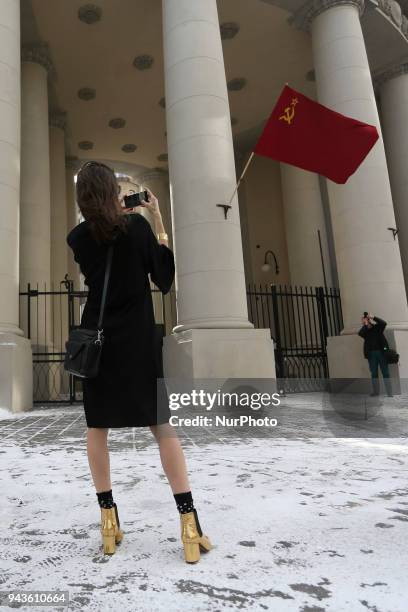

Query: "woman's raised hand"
(140, 187), (161, 219)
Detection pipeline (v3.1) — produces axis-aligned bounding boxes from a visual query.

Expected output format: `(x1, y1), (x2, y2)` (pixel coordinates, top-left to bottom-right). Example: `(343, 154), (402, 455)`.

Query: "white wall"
(239, 155), (290, 287)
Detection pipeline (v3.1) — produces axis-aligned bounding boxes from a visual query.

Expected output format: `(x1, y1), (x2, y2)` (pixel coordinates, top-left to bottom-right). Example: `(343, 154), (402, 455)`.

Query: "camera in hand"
(123, 190), (149, 209)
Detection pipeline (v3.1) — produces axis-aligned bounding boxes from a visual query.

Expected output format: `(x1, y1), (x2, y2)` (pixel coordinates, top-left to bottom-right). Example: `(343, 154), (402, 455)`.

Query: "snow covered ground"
(1, 401), (408, 611)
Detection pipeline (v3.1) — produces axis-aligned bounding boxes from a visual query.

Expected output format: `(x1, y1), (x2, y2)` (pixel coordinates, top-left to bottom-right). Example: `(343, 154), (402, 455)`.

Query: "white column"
(377, 65), (408, 296)
(49, 111), (69, 365)
(162, 0), (252, 331)
(161, 0), (275, 378)
(50, 111), (68, 294)
(20, 47), (52, 290)
(0, 2), (33, 412)
(307, 0), (408, 334)
(20, 46), (52, 351)
(281, 163), (332, 287)
(296, 0), (408, 388)
(66, 157), (80, 289)
(0, 1), (20, 337)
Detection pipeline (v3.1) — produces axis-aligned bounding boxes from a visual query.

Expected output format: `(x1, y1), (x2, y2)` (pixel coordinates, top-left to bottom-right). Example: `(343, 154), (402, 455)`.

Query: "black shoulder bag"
(64, 245), (114, 378)
(383, 346), (400, 365)
(380, 332), (400, 365)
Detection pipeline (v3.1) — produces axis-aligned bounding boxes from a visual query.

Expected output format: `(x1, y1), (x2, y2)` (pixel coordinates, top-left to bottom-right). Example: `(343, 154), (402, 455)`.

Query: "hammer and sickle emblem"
(279, 98), (298, 125)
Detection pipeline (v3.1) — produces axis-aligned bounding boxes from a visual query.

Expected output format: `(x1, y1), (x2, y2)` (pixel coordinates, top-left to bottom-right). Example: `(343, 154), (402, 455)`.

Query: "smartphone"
(123, 190), (149, 209)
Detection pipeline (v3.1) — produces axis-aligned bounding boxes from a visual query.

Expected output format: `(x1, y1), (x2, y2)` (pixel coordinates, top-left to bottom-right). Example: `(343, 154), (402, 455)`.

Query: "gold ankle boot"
(100, 503), (123, 555)
(180, 509), (212, 563)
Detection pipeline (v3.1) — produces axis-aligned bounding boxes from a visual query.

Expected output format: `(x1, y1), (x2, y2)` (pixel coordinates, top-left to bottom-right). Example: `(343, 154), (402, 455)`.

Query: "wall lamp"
(261, 250), (279, 275)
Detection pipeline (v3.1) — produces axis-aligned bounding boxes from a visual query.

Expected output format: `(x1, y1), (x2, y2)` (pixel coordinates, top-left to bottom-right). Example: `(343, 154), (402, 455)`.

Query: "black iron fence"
(20, 280), (343, 403)
(247, 283), (343, 390)
(19, 280), (176, 404)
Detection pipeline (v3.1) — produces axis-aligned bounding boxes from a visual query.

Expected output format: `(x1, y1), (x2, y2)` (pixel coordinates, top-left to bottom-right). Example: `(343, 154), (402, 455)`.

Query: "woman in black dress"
(66, 161), (212, 562)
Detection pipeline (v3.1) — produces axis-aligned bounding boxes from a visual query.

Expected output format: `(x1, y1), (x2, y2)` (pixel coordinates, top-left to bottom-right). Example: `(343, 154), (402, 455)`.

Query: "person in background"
(358, 312), (393, 397)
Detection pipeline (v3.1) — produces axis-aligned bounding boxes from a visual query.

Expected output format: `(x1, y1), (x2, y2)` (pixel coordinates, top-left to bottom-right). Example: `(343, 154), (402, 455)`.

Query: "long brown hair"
(76, 161), (129, 244)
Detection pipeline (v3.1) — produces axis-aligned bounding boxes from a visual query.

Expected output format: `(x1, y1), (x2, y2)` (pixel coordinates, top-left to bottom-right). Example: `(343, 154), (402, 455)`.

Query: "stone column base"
(0, 332), (33, 413)
(163, 328), (276, 379)
(327, 332), (408, 395)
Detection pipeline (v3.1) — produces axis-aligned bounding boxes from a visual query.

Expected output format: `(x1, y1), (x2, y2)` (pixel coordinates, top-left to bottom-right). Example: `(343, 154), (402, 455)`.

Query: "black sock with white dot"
(174, 491), (195, 514)
(97, 489), (114, 509)
(174, 492), (203, 537)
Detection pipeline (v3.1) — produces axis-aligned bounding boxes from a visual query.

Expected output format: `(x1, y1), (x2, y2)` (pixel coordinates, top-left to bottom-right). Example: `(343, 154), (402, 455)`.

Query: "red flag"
(254, 85), (379, 184)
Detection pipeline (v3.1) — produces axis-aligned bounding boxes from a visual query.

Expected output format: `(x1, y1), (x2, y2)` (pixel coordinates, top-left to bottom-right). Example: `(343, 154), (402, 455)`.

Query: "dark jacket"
(358, 316), (389, 359)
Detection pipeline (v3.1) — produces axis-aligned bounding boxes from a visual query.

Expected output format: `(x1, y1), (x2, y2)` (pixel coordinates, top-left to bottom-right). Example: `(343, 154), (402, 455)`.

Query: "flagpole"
(228, 151), (255, 204)
(226, 82), (287, 205)
(317, 229), (327, 289)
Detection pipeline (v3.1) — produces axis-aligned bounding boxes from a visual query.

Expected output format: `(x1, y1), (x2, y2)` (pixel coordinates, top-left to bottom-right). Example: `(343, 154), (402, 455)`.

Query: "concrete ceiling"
(20, 1), (408, 176)
(21, 0), (315, 174)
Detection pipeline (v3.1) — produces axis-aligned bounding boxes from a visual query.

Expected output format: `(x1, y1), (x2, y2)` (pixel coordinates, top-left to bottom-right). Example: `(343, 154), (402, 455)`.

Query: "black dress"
(66, 213), (175, 428)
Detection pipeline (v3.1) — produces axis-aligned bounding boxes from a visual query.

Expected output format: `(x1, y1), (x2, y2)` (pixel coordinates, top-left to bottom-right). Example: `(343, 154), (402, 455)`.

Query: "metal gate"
(20, 279), (342, 402)
(247, 284), (343, 389)
(19, 279), (176, 404)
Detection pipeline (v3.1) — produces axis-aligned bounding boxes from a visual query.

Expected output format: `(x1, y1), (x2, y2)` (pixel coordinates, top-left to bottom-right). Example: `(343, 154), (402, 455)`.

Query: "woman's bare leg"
(87, 427), (111, 492)
(150, 423), (190, 493)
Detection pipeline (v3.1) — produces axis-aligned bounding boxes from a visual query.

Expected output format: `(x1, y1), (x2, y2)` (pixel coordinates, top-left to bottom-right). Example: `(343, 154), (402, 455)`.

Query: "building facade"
(1, 0), (408, 411)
